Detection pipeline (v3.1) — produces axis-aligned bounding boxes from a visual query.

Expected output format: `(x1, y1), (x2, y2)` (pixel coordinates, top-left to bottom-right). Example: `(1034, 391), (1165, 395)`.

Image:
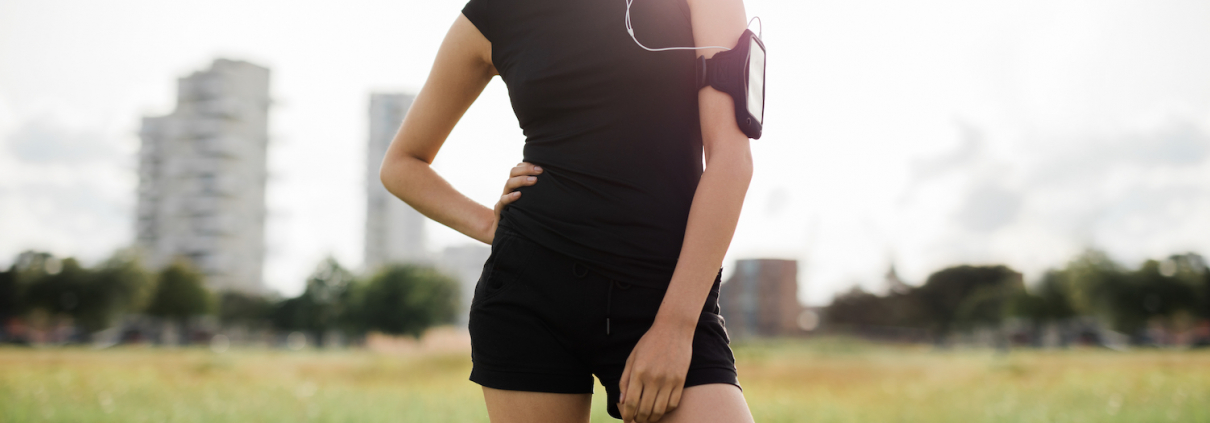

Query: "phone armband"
(696, 29), (766, 139)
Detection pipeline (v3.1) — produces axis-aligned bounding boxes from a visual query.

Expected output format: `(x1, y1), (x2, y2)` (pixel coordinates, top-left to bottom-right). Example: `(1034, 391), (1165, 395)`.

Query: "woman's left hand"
(618, 321), (694, 423)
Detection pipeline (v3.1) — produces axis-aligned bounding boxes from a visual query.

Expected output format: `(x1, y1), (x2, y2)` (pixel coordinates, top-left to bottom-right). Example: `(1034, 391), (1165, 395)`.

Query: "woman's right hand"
(489, 162), (543, 243)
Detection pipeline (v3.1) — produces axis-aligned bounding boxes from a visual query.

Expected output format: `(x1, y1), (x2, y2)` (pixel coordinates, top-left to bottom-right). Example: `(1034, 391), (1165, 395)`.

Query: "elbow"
(379, 154), (410, 195)
(378, 156), (395, 192)
(380, 151), (434, 204)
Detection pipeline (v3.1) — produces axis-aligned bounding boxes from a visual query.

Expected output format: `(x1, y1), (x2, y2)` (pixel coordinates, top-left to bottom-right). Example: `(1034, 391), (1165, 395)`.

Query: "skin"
(379, 0), (755, 421)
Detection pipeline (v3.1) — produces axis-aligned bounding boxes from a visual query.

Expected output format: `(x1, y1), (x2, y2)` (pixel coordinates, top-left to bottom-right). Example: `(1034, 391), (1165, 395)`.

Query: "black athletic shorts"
(468, 225), (740, 419)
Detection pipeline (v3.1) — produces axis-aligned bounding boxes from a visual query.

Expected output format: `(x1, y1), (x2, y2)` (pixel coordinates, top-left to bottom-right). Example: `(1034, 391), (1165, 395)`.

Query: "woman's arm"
(617, 0), (753, 422)
(380, 14), (539, 245)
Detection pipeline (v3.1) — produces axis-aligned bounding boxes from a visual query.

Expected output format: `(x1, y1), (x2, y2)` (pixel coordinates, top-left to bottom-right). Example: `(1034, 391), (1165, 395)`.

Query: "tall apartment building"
(136, 59), (270, 293)
(364, 93), (428, 272)
(719, 259), (805, 338)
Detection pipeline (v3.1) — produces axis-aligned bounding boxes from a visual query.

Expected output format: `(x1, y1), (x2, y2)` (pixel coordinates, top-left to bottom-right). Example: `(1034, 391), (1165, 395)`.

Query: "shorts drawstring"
(605, 279), (631, 336)
(606, 281), (613, 335)
(571, 262), (630, 336)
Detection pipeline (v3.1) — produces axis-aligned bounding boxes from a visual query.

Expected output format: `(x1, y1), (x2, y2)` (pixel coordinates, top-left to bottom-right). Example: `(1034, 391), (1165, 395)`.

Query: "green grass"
(2, 338), (1209, 422)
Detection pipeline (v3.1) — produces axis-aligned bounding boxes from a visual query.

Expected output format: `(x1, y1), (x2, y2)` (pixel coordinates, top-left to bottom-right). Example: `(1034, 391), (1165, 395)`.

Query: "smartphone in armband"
(696, 29), (766, 139)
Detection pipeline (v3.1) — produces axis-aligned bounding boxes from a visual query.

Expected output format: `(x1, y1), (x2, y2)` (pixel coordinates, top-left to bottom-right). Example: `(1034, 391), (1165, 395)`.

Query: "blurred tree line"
(825, 250), (1210, 346)
(0, 250), (459, 345)
(262, 258), (459, 343)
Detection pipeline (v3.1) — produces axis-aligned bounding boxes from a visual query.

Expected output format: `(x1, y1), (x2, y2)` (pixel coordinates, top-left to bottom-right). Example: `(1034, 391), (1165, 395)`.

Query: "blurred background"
(2, 0), (1210, 422)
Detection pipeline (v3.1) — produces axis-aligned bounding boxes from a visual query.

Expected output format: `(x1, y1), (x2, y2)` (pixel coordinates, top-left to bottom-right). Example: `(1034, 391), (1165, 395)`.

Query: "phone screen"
(746, 38), (765, 125)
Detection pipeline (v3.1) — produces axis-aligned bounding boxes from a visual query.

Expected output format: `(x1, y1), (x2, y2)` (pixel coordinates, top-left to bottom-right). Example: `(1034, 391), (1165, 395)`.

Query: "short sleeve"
(461, 0), (495, 42)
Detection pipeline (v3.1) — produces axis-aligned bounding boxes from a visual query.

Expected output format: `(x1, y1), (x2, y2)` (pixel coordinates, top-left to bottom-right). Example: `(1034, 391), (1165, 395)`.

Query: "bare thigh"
(482, 387), (593, 423)
(660, 384), (754, 423)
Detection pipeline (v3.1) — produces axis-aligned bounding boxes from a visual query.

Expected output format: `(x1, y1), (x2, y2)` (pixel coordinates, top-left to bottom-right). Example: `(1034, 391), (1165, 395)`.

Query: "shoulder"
(461, 0), (516, 43)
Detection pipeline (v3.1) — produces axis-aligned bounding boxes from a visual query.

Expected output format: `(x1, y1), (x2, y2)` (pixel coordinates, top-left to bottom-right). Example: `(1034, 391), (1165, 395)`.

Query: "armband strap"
(693, 29), (766, 139)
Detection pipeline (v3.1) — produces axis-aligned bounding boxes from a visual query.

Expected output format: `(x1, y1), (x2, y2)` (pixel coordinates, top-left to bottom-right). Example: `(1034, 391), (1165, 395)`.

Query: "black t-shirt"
(463, 0), (703, 288)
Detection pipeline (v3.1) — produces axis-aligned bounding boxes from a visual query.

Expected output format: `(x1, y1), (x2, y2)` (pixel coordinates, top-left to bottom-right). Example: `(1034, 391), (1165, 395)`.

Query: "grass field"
(2, 338), (1209, 423)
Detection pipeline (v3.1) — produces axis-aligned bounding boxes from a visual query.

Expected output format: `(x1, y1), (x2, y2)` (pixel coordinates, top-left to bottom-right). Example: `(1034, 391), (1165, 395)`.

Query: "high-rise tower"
(364, 93), (428, 272)
(136, 59), (270, 293)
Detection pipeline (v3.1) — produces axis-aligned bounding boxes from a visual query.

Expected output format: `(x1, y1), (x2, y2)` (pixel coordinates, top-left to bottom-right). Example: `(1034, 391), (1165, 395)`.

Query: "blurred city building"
(136, 59), (270, 293)
(436, 245), (490, 327)
(364, 93), (428, 271)
(720, 259), (806, 338)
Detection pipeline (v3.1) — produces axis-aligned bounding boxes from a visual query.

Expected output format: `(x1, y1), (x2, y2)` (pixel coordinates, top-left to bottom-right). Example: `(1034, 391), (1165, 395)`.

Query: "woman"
(379, 0), (755, 421)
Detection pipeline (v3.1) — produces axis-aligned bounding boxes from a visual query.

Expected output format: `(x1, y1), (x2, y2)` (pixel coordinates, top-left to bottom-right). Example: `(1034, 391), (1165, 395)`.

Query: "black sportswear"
(461, 0), (703, 288)
(469, 226), (740, 419)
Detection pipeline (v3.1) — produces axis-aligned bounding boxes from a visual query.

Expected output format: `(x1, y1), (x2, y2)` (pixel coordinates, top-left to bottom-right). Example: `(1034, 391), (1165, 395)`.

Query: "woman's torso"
(462, 0), (703, 287)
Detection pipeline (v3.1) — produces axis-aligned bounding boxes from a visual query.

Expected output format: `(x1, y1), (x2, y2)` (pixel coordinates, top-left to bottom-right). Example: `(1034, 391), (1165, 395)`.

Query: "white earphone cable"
(625, 0), (732, 51)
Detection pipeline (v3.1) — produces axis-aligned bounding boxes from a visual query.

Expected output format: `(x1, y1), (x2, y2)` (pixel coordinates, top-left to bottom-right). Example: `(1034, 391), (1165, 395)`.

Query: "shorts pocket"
(471, 227), (535, 305)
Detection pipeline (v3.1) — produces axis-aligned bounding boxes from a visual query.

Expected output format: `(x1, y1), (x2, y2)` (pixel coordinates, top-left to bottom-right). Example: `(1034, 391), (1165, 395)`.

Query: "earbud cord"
(626, 0), (763, 52)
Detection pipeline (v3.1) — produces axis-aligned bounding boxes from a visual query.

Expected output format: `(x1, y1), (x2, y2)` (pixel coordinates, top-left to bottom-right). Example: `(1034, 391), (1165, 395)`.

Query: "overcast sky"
(2, 0), (1209, 303)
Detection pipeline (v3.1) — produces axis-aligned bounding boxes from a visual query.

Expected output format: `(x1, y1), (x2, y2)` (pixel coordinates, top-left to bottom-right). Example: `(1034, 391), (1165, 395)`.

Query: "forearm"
(655, 142), (753, 331)
(380, 157), (495, 244)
